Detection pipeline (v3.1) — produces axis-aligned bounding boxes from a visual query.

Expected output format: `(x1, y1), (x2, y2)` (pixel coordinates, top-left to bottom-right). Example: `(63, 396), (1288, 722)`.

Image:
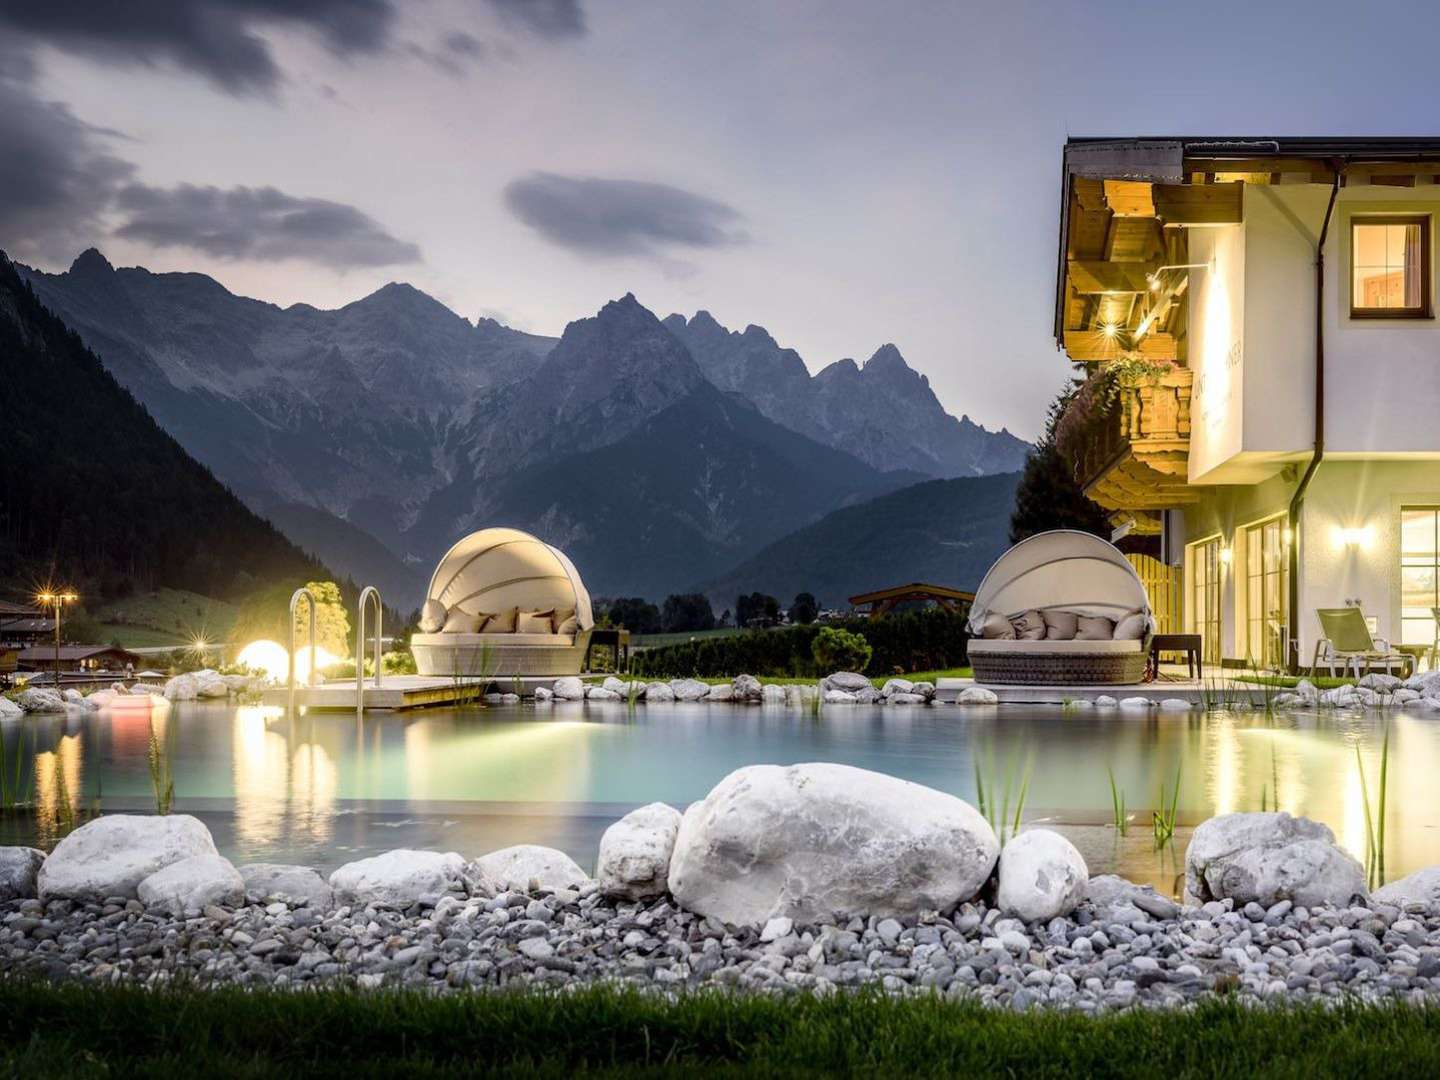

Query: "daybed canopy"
(967, 530), (1150, 632)
(423, 527), (594, 630)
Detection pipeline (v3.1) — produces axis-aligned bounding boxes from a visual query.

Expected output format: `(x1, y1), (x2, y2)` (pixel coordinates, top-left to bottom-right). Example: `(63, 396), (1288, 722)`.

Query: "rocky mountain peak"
(863, 343), (914, 377)
(69, 248), (115, 276)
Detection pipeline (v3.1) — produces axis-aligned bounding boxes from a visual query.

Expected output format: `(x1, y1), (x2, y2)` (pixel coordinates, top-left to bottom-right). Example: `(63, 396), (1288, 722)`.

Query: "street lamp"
(36, 590), (77, 689)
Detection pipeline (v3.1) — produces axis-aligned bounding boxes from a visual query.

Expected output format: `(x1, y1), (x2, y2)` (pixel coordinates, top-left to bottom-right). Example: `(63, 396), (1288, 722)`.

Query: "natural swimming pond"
(1, 700), (1432, 896)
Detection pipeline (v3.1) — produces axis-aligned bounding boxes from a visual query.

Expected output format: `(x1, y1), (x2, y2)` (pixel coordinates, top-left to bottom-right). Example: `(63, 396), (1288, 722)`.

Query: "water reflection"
(0, 700), (1437, 896)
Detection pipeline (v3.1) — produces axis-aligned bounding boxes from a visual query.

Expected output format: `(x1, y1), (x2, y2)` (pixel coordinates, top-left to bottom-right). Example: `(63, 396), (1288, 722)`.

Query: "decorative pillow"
(552, 607), (579, 634)
(1076, 615), (1116, 641)
(980, 612), (1015, 640)
(1011, 610), (1046, 641)
(1043, 610), (1079, 641)
(441, 606), (481, 634)
(516, 609), (554, 634)
(1113, 610), (1149, 640)
(418, 598), (447, 633)
(484, 607), (519, 634)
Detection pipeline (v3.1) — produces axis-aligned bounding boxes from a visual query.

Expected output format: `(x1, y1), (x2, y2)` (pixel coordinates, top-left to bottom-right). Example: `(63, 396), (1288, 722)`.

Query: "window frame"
(1349, 214), (1433, 320)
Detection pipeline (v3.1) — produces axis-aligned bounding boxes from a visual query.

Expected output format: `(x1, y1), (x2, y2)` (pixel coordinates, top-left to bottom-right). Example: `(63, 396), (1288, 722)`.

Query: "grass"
(1107, 765), (1128, 836)
(1356, 719), (1391, 888)
(630, 626), (748, 649)
(4, 980), (1440, 1077)
(974, 749), (1031, 844)
(91, 587), (238, 647)
(1152, 760), (1182, 849)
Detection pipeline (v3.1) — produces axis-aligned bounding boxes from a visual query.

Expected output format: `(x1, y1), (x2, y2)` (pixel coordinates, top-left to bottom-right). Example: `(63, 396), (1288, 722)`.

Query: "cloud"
(406, 30), (488, 77)
(112, 183), (421, 268)
(0, 65), (135, 265)
(503, 173), (746, 265)
(0, 0), (397, 96)
(486, 0), (586, 40)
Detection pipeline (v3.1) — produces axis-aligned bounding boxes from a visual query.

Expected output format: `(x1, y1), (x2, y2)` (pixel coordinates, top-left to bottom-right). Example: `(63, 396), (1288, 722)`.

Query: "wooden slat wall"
(1127, 553), (1181, 635)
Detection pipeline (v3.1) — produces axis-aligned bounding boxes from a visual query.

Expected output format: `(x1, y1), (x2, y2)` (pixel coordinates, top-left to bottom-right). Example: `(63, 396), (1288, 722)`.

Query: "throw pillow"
(516, 609), (555, 634)
(441, 606), (480, 634)
(1113, 610), (1149, 640)
(980, 612), (1016, 640)
(553, 607), (579, 634)
(1011, 609), (1046, 641)
(1075, 615), (1116, 641)
(418, 598), (447, 633)
(485, 607), (519, 634)
(1043, 610), (1079, 641)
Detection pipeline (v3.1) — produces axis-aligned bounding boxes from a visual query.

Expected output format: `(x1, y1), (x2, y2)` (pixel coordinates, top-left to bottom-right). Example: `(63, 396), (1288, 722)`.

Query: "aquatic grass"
(1106, 765), (1128, 836)
(1356, 719), (1391, 888)
(147, 721), (174, 816)
(0, 728), (32, 813)
(974, 749), (1032, 844)
(1152, 760), (1181, 850)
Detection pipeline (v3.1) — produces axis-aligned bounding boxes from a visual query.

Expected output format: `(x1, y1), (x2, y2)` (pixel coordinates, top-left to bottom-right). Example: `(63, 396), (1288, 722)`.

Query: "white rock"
(888, 693), (927, 705)
(761, 684), (786, 704)
(500, 693), (520, 704)
(669, 762), (999, 925)
(732, 674), (762, 701)
(38, 815), (218, 900)
(0, 847), (45, 901)
(602, 676), (631, 695)
(1094, 695), (1118, 708)
(853, 686), (882, 704)
(1372, 866), (1440, 908)
(17, 688), (64, 713)
(784, 685), (818, 708)
(644, 681), (675, 703)
(1184, 811), (1367, 908)
(957, 686), (999, 705)
(193, 669), (229, 698)
(706, 684), (734, 702)
(1358, 672), (1402, 692)
(1158, 698), (1193, 712)
(1391, 688), (1421, 705)
(996, 829), (1088, 922)
(138, 854), (244, 915)
(532, 686), (553, 702)
(163, 674), (198, 701)
(670, 678), (710, 701)
(1118, 697), (1153, 710)
(585, 686), (621, 701)
(131, 683), (161, 696)
(911, 681), (936, 699)
(880, 678), (914, 697)
(1082, 874), (1180, 922)
(329, 849), (465, 908)
(595, 802), (682, 901)
(1293, 679), (1320, 705)
(0, 696), (23, 718)
(822, 671), (870, 692)
(239, 863), (336, 910)
(551, 677), (585, 701)
(822, 689), (857, 704)
(760, 916), (793, 942)
(472, 844), (587, 892)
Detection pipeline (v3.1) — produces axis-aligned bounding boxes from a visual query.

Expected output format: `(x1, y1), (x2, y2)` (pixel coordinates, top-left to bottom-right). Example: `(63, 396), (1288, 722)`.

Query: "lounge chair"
(1309, 608), (1407, 679)
(965, 530), (1155, 686)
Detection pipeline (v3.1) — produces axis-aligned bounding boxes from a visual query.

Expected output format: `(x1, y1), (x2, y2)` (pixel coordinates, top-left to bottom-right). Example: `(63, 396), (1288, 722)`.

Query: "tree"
(736, 592), (780, 628)
(661, 593), (716, 633)
(790, 592), (819, 625)
(602, 597), (662, 634)
(232, 579), (350, 656)
(811, 626), (872, 674)
(1009, 386), (1111, 543)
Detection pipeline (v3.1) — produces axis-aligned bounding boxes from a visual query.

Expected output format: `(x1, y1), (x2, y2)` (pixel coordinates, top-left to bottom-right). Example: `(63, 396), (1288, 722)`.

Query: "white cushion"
(411, 632), (576, 647)
(968, 638), (1143, 655)
(1113, 611), (1149, 640)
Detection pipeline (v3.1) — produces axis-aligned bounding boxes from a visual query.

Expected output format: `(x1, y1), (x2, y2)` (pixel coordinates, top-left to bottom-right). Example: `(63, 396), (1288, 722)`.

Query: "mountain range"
(16, 251), (1030, 607)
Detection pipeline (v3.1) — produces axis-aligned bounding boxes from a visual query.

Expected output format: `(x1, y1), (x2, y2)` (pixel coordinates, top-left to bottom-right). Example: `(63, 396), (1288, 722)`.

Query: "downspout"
(1286, 163), (1343, 672)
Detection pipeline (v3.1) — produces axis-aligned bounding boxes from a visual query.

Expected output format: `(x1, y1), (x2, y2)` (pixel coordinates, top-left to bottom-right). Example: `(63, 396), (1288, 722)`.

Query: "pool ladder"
(355, 586), (383, 718)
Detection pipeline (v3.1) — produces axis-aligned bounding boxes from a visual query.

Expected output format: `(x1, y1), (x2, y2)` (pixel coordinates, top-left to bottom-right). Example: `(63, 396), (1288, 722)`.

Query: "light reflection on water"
(0, 700), (1434, 896)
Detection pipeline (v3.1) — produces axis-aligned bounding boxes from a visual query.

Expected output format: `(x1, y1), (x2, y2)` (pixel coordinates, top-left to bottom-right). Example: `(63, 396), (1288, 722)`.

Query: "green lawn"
(2, 980), (1438, 1077)
(630, 626), (748, 649)
(89, 588), (237, 648)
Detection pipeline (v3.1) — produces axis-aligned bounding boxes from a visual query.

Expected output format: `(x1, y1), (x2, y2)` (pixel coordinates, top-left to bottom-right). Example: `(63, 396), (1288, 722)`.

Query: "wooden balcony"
(1058, 366), (1197, 511)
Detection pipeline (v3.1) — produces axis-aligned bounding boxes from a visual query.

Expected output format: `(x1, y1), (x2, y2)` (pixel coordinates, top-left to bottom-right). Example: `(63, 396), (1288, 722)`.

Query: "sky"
(5, 0), (1440, 440)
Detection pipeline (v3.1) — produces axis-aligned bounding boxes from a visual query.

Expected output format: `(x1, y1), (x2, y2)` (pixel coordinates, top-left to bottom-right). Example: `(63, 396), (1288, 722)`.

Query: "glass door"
(1243, 518), (1288, 670)
(1189, 537), (1222, 665)
(1400, 507), (1440, 647)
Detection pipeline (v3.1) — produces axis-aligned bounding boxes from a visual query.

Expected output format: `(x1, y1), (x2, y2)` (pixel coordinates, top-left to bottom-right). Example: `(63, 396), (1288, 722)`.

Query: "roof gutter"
(1287, 162), (1344, 672)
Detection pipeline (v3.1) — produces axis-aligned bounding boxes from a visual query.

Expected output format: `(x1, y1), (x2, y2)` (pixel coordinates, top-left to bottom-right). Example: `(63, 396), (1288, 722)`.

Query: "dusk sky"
(4, 0), (1438, 438)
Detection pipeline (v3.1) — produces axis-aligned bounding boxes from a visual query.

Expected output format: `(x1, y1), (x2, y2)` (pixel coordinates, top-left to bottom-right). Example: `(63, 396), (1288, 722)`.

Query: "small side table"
(1149, 633), (1203, 680)
(583, 628), (631, 673)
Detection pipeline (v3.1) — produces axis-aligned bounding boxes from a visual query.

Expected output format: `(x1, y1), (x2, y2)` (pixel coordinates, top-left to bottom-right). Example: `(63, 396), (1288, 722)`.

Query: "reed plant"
(1106, 765), (1128, 836)
(1152, 760), (1182, 849)
(147, 721), (174, 816)
(1356, 720), (1391, 888)
(973, 749), (1032, 844)
(0, 728), (32, 813)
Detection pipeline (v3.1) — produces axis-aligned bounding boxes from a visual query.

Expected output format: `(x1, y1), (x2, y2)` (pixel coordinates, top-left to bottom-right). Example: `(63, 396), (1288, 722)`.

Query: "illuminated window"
(1400, 507), (1440, 646)
(1242, 518), (1288, 670)
(1351, 217), (1430, 318)
(1187, 536), (1223, 665)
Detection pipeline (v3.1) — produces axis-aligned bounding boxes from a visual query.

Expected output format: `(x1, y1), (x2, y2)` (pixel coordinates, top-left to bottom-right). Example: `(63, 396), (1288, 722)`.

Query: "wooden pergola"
(848, 583), (976, 620)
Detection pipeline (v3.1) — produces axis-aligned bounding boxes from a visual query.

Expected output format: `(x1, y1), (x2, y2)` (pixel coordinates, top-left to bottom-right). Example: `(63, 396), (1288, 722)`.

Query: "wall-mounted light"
(1219, 547), (1233, 567)
(1282, 527), (1294, 547)
(1100, 322), (1120, 338)
(1335, 525), (1374, 550)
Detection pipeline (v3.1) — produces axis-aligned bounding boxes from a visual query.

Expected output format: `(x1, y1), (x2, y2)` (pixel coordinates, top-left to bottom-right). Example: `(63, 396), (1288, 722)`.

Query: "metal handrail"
(356, 586), (383, 718)
(287, 587), (318, 715)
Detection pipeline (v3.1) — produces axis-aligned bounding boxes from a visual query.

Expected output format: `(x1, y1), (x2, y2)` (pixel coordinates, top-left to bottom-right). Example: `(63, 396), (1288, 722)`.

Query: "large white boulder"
(138, 854), (244, 915)
(0, 696), (22, 719)
(644, 682), (676, 703)
(761, 684), (786, 704)
(1372, 866), (1440, 909)
(596, 802), (682, 901)
(585, 686), (621, 701)
(996, 829), (1088, 922)
(0, 847), (45, 901)
(163, 674), (198, 701)
(38, 815), (217, 900)
(957, 686), (999, 705)
(1184, 812), (1367, 908)
(329, 849), (466, 908)
(822, 671), (870, 693)
(239, 863), (336, 910)
(17, 688), (64, 713)
(193, 669), (229, 698)
(670, 678), (710, 701)
(822, 689), (857, 704)
(551, 677), (585, 701)
(669, 763), (998, 925)
(731, 674), (762, 701)
(471, 844), (588, 892)
(880, 678), (914, 697)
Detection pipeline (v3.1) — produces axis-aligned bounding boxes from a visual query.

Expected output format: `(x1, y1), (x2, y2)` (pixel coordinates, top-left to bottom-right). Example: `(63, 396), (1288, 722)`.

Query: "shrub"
(811, 626), (871, 674)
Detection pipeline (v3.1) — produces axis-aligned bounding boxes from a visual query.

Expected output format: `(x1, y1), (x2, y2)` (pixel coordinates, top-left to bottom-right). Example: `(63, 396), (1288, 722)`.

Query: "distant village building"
(16, 645), (143, 673)
(0, 601), (54, 648)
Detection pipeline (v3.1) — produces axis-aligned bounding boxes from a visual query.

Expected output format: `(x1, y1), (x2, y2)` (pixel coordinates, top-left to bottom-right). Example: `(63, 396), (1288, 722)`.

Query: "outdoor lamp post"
(36, 590), (78, 688)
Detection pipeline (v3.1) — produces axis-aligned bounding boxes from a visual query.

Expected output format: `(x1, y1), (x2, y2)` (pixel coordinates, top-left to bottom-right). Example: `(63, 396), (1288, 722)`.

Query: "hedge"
(630, 610), (969, 678)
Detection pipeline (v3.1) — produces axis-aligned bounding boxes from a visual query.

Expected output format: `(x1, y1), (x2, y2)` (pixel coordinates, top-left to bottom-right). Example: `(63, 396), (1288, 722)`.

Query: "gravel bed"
(5, 883), (1440, 1011)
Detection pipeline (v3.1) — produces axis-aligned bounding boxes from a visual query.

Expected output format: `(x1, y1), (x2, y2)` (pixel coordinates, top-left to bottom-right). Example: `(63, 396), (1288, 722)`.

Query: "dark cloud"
(0, 1), (397, 95)
(0, 65), (135, 265)
(112, 184), (421, 268)
(406, 30), (488, 77)
(444, 31), (486, 58)
(486, 0), (586, 40)
(503, 173), (746, 263)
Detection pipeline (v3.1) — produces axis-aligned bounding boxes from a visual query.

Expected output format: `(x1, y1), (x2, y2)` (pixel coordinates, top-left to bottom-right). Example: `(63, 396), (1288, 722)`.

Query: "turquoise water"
(2, 700), (1434, 895)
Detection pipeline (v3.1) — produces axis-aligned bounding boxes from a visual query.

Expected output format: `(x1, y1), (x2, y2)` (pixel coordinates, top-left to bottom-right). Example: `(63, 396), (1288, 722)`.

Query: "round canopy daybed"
(410, 527), (595, 678)
(965, 530), (1154, 686)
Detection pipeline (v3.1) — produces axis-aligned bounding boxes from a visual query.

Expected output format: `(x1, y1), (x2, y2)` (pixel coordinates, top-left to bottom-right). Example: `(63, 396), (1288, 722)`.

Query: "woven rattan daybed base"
(967, 639), (1148, 686)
